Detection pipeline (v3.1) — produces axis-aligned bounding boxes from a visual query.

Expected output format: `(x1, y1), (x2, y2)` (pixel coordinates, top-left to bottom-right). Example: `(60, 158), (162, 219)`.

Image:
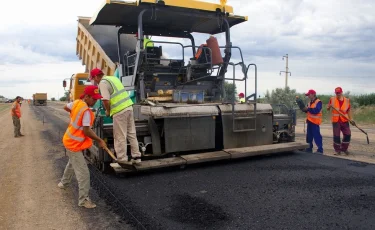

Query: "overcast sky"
(0, 0), (374, 99)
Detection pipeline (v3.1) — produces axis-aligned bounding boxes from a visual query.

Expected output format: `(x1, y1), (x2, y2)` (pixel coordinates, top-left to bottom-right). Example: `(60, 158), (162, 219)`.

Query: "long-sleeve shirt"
(307, 98), (322, 114)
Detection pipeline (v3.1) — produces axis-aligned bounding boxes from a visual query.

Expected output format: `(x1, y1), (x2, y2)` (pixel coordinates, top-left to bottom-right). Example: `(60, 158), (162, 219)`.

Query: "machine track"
(31, 104), (375, 230)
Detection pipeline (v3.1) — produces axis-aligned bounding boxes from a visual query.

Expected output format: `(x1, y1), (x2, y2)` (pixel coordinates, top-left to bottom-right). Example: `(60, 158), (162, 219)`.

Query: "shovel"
(330, 106), (370, 144)
(103, 145), (117, 161)
(103, 145), (136, 170)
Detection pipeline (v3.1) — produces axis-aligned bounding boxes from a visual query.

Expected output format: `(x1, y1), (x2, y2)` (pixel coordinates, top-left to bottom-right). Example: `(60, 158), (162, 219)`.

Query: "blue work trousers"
(306, 121), (323, 153)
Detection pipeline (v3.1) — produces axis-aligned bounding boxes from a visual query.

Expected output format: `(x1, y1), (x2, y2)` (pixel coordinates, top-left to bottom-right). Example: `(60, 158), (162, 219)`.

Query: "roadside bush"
(355, 94), (375, 106)
(263, 87), (303, 109)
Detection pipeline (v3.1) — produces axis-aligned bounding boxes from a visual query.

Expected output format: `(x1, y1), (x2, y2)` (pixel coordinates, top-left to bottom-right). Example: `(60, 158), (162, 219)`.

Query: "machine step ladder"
(226, 63), (258, 133)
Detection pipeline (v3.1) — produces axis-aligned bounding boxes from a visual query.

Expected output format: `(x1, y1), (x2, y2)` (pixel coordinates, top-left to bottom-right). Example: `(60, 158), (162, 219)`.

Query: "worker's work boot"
(314, 151), (323, 155)
(79, 199), (96, 209)
(117, 157), (133, 165)
(132, 157), (142, 165)
(343, 150), (350, 155)
(334, 151), (341, 156)
(304, 148), (313, 153)
(57, 182), (67, 189)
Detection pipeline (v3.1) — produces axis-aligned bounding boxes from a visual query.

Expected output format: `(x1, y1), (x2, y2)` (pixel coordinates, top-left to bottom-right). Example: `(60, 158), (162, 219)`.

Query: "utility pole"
(280, 54), (291, 88)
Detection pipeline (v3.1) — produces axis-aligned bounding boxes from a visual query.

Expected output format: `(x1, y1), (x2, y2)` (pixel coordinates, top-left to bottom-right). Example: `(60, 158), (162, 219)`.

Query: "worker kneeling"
(90, 68), (142, 165)
(301, 89), (323, 154)
(58, 85), (106, 209)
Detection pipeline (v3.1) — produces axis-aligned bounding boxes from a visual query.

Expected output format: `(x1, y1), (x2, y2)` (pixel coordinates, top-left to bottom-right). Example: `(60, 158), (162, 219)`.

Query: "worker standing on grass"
(327, 87), (354, 155)
(301, 90), (323, 154)
(58, 85), (107, 209)
(90, 68), (142, 165)
(11, 96), (24, 138)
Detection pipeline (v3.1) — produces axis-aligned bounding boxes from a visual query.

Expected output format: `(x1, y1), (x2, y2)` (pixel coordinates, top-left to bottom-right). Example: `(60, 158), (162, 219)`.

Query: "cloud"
(0, 62), (85, 99)
(0, 0), (374, 99)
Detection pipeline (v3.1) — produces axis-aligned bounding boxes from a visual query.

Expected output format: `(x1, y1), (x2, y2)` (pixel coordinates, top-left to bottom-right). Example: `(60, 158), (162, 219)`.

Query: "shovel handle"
(330, 106), (369, 144)
(330, 106), (352, 121)
(103, 146), (117, 161)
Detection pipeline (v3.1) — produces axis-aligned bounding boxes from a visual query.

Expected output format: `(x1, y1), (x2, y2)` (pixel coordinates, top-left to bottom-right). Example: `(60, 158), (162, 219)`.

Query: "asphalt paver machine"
(75, 0), (308, 173)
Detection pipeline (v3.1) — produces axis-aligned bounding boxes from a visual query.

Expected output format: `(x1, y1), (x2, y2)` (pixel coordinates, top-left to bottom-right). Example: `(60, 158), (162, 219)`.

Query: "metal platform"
(110, 142), (309, 173)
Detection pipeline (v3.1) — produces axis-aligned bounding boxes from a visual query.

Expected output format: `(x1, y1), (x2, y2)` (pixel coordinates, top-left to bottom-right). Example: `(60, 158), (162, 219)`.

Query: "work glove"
(295, 97), (306, 111)
(350, 120), (356, 126)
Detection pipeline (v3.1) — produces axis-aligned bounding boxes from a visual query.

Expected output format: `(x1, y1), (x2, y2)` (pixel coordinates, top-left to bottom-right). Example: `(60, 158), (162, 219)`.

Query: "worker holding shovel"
(327, 87), (355, 155)
(58, 85), (107, 209)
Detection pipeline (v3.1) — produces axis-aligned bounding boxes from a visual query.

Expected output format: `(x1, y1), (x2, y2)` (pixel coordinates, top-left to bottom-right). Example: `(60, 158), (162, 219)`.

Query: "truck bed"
(77, 17), (137, 75)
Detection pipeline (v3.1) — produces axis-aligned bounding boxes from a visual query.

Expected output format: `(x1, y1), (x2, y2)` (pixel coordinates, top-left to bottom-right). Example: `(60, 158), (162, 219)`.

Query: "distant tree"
(263, 86), (302, 109)
(51, 97), (56, 101)
(264, 90), (271, 100)
(0, 95), (4, 98)
(224, 82), (237, 102)
(59, 91), (69, 101)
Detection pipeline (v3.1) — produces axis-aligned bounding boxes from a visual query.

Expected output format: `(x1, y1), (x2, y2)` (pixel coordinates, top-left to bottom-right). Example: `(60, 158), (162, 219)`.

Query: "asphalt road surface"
(32, 103), (375, 230)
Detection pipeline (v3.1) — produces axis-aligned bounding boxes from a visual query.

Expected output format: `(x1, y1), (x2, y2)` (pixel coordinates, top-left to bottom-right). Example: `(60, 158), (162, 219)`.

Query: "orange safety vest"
(11, 101), (21, 118)
(307, 99), (322, 125)
(330, 97), (350, 123)
(62, 100), (95, 152)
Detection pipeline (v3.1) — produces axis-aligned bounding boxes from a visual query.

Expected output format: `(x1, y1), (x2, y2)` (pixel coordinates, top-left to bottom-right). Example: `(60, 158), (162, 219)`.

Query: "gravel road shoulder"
(295, 121), (375, 164)
(0, 104), (128, 230)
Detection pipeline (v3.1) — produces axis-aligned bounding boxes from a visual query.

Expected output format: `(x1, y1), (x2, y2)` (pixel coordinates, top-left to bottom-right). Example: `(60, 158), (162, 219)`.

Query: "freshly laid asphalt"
(33, 104), (375, 230)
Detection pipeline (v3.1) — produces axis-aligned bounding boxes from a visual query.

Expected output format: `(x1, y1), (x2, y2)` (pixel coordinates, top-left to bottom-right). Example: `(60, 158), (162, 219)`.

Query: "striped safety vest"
(330, 97), (350, 123)
(307, 98), (322, 125)
(62, 100), (95, 152)
(102, 76), (133, 117)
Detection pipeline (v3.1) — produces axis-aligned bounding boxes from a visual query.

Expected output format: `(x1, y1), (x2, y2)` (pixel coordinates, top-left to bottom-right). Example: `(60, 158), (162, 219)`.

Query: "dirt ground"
(295, 119), (375, 164)
(0, 103), (126, 230)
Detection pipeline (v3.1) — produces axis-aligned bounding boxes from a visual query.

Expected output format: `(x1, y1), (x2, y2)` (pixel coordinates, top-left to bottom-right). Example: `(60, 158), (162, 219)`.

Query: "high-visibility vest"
(330, 97), (350, 123)
(239, 98), (245, 103)
(11, 102), (21, 118)
(144, 37), (154, 48)
(102, 76), (133, 117)
(307, 99), (322, 125)
(62, 100), (95, 152)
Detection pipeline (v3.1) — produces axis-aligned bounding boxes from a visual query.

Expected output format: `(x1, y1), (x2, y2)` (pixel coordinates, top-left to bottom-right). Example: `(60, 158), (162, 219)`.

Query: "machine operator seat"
(193, 36), (223, 67)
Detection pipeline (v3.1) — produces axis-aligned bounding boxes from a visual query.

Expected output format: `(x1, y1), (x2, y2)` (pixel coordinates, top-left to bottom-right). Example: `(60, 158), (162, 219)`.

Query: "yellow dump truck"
(72, 0), (307, 173)
(63, 73), (89, 102)
(33, 93), (47, 106)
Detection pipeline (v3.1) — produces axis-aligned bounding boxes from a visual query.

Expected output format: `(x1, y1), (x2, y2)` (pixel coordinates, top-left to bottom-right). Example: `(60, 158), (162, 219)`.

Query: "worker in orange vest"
(58, 85), (107, 209)
(327, 87), (354, 155)
(301, 89), (323, 154)
(11, 96), (24, 138)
